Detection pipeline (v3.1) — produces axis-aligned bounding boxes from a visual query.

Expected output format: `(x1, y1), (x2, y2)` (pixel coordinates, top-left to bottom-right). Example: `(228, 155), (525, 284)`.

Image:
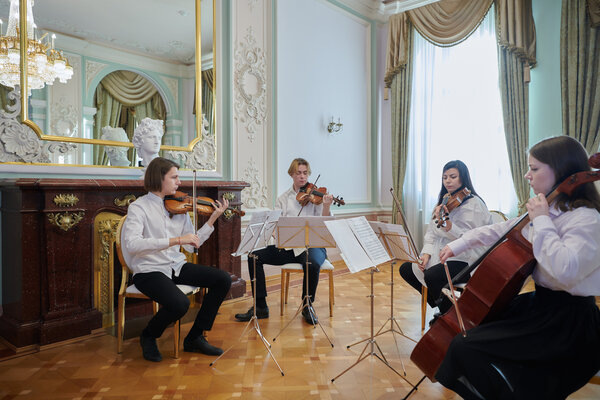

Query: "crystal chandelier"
(0, 0), (73, 92)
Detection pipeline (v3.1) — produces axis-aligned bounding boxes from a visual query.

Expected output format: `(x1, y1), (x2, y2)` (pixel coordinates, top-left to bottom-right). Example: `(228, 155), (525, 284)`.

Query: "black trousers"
(133, 263), (231, 339)
(248, 245), (326, 304)
(399, 260), (469, 313)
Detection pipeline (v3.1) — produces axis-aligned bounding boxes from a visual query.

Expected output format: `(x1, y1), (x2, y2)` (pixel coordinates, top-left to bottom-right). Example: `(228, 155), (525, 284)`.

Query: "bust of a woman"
(100, 126), (130, 167)
(132, 118), (164, 167)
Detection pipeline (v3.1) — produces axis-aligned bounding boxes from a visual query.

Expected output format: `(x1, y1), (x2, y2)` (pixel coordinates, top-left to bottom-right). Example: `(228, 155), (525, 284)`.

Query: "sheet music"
(233, 210), (282, 256)
(324, 219), (375, 273)
(346, 217), (391, 266)
(369, 221), (417, 262)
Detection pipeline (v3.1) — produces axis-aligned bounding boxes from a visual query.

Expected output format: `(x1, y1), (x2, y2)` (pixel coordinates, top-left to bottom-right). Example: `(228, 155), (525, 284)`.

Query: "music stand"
(271, 216), (336, 347)
(324, 217), (415, 389)
(210, 210), (284, 375)
(345, 221), (418, 375)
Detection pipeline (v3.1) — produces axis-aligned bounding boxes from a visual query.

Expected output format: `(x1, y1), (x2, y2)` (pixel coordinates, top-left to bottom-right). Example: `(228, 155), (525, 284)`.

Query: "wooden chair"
(115, 215), (200, 358)
(420, 209), (508, 330)
(279, 259), (335, 317)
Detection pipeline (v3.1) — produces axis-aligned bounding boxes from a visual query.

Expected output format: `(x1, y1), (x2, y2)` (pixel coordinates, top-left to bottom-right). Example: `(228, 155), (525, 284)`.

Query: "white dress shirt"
(421, 195), (492, 269)
(121, 192), (214, 278)
(448, 204), (600, 296)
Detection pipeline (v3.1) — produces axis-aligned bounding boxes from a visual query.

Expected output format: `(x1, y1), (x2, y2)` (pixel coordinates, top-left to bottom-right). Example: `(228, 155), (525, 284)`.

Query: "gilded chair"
(115, 215), (200, 358)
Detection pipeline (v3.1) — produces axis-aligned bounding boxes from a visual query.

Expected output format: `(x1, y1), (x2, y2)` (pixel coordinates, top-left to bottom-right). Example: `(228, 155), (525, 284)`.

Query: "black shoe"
(140, 334), (162, 362)
(429, 312), (441, 327)
(302, 305), (318, 325)
(234, 306), (269, 322)
(183, 335), (223, 356)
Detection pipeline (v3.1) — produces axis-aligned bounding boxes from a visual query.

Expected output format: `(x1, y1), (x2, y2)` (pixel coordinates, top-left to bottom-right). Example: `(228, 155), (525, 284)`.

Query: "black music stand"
(324, 217), (415, 390)
(210, 210), (284, 375)
(271, 216), (336, 347)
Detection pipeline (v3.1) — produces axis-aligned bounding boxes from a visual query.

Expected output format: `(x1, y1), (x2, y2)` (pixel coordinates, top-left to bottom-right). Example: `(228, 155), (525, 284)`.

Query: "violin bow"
(192, 169), (198, 254)
(297, 174), (321, 216)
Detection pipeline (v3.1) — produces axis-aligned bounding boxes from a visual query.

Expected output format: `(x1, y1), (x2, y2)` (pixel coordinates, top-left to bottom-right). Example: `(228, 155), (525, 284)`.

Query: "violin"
(434, 187), (471, 228)
(296, 183), (345, 207)
(410, 152), (600, 382)
(164, 191), (245, 218)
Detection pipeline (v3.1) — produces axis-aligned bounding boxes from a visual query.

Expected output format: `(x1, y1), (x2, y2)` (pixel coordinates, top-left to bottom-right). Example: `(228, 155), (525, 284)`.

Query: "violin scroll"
(434, 187), (471, 228)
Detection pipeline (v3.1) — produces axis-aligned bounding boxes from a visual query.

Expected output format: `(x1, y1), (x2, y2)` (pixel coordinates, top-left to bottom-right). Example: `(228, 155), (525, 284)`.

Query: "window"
(403, 7), (517, 244)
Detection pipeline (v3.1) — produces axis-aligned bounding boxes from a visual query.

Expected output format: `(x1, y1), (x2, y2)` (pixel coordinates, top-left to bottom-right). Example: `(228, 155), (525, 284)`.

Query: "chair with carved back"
(420, 209), (508, 330)
(115, 215), (200, 358)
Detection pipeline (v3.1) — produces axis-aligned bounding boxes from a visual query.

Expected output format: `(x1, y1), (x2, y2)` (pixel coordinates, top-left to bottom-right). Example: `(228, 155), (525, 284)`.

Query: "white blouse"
(448, 204), (600, 296)
(421, 195), (492, 269)
(121, 192), (214, 278)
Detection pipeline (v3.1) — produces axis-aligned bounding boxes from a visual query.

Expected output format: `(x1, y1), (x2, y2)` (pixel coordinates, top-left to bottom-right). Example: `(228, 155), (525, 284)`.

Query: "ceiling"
(0, 0), (436, 66)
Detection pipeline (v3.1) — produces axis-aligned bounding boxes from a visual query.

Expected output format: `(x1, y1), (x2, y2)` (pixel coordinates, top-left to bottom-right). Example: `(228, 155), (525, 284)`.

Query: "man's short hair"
(144, 157), (179, 192)
(287, 158), (311, 177)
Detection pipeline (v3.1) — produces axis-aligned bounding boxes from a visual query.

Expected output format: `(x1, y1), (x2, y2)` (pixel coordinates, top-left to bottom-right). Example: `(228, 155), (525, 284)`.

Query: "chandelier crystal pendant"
(0, 0), (73, 92)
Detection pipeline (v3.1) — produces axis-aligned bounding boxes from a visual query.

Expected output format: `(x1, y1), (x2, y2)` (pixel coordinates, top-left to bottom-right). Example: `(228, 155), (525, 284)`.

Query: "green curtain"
(390, 29), (413, 224)
(495, 0), (537, 213)
(561, 0), (600, 154)
(202, 69), (215, 136)
(93, 85), (123, 165)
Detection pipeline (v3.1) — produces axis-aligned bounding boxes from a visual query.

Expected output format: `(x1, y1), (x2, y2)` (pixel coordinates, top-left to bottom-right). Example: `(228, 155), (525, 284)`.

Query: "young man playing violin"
(121, 157), (232, 362)
(235, 158), (334, 325)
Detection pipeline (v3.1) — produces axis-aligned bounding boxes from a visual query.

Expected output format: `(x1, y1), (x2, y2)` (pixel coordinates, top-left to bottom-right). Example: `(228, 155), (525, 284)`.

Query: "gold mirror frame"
(17, 0), (213, 152)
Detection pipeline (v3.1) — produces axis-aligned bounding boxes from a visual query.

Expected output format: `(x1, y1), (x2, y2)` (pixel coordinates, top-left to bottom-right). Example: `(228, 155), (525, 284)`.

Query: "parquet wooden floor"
(1, 263), (599, 399)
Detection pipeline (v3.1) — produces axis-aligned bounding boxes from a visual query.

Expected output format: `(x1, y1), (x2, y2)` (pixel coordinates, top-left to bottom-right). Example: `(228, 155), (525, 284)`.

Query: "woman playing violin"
(399, 160), (492, 323)
(234, 158), (334, 325)
(436, 136), (600, 399)
(121, 157), (232, 362)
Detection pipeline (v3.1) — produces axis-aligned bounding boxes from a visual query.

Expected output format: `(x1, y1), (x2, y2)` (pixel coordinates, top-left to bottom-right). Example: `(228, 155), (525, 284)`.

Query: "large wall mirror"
(0, 0), (216, 168)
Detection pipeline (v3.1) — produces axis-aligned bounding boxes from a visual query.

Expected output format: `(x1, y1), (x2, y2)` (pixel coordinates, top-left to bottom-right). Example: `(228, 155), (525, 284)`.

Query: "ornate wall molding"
(162, 76), (179, 110)
(86, 60), (108, 91)
(166, 115), (216, 170)
(51, 97), (79, 137)
(241, 157), (268, 208)
(234, 27), (267, 143)
(0, 89), (76, 163)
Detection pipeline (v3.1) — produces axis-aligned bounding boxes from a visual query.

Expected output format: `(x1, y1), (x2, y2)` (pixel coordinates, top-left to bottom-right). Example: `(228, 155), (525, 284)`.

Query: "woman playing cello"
(436, 136), (600, 399)
(399, 160), (492, 323)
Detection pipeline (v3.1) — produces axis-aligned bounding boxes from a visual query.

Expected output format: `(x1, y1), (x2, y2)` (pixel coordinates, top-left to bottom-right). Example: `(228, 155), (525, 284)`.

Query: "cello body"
(410, 229), (537, 381)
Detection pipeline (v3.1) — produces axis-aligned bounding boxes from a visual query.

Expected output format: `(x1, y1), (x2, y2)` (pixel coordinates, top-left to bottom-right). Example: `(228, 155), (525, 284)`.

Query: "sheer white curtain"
(403, 7), (518, 249)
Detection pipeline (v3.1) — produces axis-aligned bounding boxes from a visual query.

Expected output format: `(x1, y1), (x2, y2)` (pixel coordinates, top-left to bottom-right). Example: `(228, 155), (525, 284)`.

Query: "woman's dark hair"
(144, 157), (179, 192)
(529, 136), (600, 212)
(436, 160), (481, 205)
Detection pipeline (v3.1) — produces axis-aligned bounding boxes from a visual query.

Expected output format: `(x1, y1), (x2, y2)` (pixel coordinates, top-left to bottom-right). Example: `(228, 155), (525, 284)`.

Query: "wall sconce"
(327, 117), (343, 133)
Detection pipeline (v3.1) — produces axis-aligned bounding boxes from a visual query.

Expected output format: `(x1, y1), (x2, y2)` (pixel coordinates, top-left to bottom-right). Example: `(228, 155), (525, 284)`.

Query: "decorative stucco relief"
(166, 114), (216, 170)
(86, 60), (108, 91)
(248, 0), (258, 12)
(234, 27), (266, 143)
(241, 157), (268, 208)
(51, 97), (79, 138)
(0, 88), (75, 163)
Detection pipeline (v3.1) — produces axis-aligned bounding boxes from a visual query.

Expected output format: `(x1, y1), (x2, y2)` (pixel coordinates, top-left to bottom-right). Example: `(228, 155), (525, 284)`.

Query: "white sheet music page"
(324, 219), (374, 273)
(347, 217), (391, 266)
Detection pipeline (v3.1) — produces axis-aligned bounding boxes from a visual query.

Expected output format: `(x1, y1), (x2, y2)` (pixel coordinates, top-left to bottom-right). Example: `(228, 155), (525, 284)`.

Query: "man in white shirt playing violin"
(235, 158), (334, 325)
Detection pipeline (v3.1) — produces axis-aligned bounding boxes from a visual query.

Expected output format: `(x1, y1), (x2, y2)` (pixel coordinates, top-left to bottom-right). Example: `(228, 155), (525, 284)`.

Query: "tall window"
(403, 7), (517, 246)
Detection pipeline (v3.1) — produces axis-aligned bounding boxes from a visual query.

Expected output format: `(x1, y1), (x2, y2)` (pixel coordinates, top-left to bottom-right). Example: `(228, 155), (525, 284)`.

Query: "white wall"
(276, 0), (371, 204)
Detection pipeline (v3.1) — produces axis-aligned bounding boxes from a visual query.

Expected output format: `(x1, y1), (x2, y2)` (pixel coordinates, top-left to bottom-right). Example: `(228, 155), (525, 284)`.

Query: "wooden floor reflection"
(1, 263), (599, 399)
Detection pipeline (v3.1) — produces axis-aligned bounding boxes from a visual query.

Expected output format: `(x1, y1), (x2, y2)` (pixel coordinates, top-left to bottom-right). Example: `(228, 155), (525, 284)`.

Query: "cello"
(410, 152), (600, 382)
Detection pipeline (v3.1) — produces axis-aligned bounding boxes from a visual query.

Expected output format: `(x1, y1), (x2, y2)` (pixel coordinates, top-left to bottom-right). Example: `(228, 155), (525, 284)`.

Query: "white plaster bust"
(132, 118), (164, 167)
(100, 126), (130, 167)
